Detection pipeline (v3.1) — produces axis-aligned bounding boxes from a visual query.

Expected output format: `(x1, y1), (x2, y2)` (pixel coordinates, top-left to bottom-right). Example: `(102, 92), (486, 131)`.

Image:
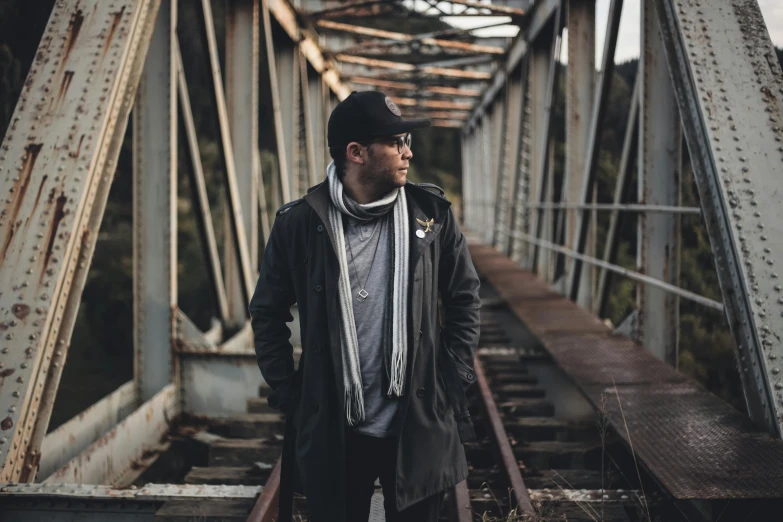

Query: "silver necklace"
(345, 219), (383, 301)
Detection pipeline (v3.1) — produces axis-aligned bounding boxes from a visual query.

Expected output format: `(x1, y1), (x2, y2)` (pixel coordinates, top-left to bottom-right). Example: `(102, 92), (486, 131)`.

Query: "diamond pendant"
(357, 288), (369, 301)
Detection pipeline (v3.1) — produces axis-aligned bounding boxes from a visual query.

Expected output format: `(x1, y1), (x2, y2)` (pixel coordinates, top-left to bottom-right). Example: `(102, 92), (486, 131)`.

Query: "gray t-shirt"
(343, 214), (399, 437)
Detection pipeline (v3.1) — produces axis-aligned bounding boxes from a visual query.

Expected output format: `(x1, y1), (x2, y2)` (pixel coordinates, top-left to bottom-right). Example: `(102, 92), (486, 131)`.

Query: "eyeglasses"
(359, 133), (412, 155)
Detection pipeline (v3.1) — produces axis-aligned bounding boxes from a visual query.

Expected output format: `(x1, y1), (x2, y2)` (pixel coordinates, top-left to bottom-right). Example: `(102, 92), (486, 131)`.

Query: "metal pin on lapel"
(416, 217), (433, 238)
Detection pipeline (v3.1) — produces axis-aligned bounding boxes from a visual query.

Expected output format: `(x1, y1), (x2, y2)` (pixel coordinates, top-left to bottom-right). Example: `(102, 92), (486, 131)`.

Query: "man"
(249, 91), (480, 522)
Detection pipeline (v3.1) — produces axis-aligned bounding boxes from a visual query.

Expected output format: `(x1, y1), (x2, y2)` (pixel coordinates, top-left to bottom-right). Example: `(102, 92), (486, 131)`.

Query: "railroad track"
(157, 293), (685, 521)
(446, 294), (683, 522)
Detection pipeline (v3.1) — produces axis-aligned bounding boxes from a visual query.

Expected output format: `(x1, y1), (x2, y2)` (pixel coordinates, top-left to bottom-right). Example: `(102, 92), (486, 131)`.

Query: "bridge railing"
(461, 0), (783, 439)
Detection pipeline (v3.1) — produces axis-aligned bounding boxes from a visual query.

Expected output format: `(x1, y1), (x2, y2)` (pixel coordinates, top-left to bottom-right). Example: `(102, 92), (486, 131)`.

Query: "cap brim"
(367, 119), (431, 138)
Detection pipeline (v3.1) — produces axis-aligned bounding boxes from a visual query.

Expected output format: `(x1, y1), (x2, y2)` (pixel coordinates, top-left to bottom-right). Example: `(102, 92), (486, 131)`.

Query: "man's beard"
(360, 159), (404, 197)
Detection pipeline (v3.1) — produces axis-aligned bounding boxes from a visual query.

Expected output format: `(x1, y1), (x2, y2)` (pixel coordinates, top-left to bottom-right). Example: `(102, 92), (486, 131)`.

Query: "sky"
(414, 0), (783, 64)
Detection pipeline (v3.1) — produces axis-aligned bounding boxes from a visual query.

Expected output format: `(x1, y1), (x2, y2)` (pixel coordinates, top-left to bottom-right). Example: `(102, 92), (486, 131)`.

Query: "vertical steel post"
(492, 83), (511, 250)
(638, 0), (680, 365)
(526, 40), (551, 269)
(654, 0), (783, 435)
(134, 0), (177, 403)
(531, 4), (563, 274)
(566, 0), (623, 302)
(276, 41), (300, 199)
(304, 62), (324, 184)
(495, 65), (524, 253)
(225, 0), (259, 327)
(564, 0), (595, 302)
(509, 59), (532, 263)
(261, 0), (291, 203)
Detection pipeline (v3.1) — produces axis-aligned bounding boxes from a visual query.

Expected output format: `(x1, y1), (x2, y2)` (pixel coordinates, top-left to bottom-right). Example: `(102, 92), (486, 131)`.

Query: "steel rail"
(247, 458), (282, 522)
(473, 357), (535, 516)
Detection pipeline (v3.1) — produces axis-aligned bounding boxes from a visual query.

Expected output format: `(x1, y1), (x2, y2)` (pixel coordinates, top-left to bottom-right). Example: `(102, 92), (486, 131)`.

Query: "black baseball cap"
(327, 91), (430, 148)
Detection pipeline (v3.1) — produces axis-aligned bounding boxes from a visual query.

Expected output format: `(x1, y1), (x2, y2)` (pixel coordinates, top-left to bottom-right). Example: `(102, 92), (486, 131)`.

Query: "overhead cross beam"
(317, 20), (506, 55)
(347, 77), (482, 97)
(336, 54), (492, 80)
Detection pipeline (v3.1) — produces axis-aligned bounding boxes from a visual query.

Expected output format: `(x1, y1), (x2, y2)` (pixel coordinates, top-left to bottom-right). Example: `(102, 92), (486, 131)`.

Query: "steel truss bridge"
(1, 0), (783, 520)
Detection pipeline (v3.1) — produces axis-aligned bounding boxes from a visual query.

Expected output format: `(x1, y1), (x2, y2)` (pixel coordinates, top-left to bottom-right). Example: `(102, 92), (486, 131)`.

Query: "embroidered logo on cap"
(385, 96), (401, 116)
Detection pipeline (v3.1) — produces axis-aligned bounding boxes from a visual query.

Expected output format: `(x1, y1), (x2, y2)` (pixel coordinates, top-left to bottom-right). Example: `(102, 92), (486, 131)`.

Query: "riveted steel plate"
(541, 333), (689, 386)
(588, 383), (783, 499)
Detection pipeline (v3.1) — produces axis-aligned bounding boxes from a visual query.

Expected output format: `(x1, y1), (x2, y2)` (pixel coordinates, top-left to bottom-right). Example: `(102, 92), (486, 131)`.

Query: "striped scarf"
(326, 161), (409, 427)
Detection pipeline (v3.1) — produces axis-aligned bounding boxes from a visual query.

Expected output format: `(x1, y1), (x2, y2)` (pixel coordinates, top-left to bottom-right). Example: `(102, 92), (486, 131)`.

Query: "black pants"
(342, 430), (444, 522)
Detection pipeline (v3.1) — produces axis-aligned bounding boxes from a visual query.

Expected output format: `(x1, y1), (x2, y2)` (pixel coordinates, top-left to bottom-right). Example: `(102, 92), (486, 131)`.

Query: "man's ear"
(346, 142), (365, 166)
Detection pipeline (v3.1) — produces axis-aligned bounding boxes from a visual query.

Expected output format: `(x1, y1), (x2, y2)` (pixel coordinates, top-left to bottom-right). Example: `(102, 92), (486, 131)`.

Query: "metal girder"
(527, 5), (562, 270)
(305, 0), (400, 18)
(562, 0), (595, 303)
(176, 45), (230, 325)
(0, 0), (162, 481)
(200, 0), (255, 305)
(225, 0), (260, 327)
(654, 0), (783, 436)
(276, 40), (301, 198)
(441, 0), (527, 17)
(493, 65), (523, 252)
(302, 60), (321, 186)
(262, 0), (292, 204)
(43, 383), (178, 486)
(316, 20), (506, 55)
(268, 0), (350, 100)
(490, 90), (509, 248)
(637, 0), (680, 366)
(174, 309), (218, 353)
(37, 381), (139, 480)
(38, 381), (136, 482)
(181, 353), (263, 415)
(508, 57), (531, 262)
(466, 0), (560, 130)
(566, 0), (623, 301)
(133, 0), (177, 408)
(335, 54), (493, 80)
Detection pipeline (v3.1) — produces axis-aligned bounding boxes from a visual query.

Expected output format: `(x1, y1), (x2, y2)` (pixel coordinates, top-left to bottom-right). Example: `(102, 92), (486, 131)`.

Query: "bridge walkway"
(468, 241), (783, 510)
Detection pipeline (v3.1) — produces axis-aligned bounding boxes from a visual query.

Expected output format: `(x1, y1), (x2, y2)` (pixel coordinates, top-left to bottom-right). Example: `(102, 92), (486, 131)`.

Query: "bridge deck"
(469, 242), (783, 500)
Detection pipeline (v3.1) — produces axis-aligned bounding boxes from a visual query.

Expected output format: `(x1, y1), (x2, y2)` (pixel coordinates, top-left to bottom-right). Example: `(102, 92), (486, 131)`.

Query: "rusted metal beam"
(336, 54), (492, 79)
(0, 0), (162, 482)
(429, 120), (464, 128)
(441, 0), (527, 17)
(267, 0), (350, 100)
(43, 384), (178, 486)
(305, 0), (399, 19)
(38, 381), (137, 481)
(348, 77), (481, 97)
(394, 97), (473, 110)
(449, 480), (472, 522)
(474, 357), (534, 515)
(404, 111), (470, 120)
(316, 20), (505, 54)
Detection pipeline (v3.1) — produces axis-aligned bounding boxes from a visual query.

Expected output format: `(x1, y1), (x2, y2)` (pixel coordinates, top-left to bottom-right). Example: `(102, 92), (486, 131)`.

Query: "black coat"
(248, 180), (481, 521)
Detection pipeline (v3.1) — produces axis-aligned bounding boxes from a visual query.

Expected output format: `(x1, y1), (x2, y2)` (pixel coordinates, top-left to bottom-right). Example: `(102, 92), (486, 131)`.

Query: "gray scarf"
(326, 161), (409, 427)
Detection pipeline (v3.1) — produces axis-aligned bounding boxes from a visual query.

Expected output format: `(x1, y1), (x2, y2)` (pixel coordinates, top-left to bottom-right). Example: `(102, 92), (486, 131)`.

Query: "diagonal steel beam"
(441, 0), (527, 17)
(176, 42), (230, 326)
(655, 0), (783, 436)
(0, 0), (163, 481)
(199, 0), (255, 305)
